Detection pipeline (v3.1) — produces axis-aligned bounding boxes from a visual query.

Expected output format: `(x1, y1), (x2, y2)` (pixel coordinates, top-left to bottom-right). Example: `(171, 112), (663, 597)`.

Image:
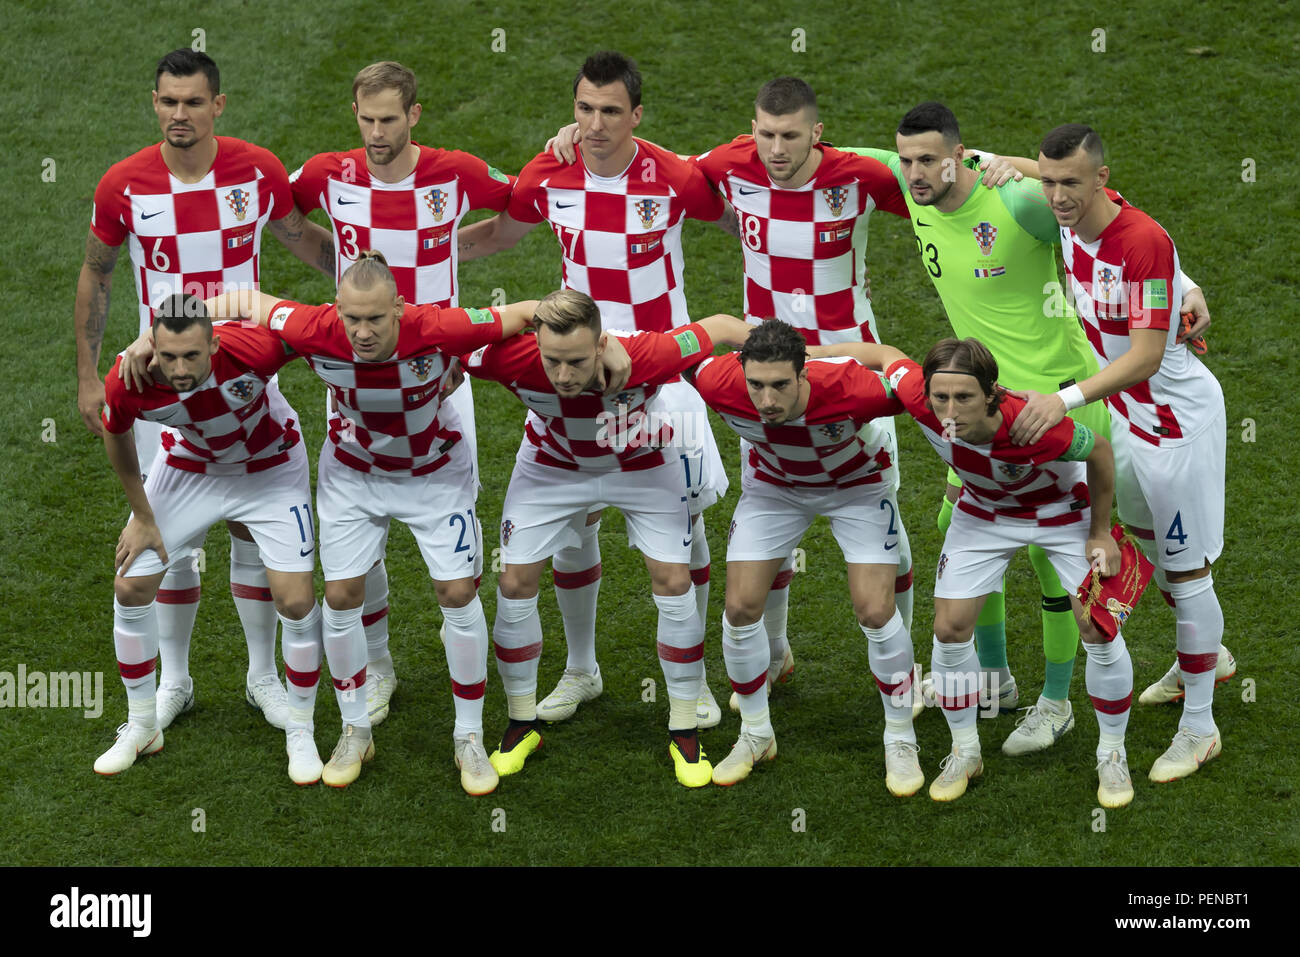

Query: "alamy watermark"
(0, 665), (103, 718)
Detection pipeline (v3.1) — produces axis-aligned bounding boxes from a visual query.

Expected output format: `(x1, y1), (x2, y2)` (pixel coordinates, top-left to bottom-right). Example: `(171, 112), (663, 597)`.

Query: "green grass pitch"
(1, 0), (1296, 868)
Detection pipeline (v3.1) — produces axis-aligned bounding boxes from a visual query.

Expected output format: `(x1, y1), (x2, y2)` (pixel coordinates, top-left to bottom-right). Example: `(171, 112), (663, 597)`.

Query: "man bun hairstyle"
(340, 249), (398, 295)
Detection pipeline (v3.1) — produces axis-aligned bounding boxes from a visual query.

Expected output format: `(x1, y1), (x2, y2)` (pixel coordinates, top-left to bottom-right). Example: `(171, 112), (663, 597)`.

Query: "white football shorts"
(500, 453), (693, 567)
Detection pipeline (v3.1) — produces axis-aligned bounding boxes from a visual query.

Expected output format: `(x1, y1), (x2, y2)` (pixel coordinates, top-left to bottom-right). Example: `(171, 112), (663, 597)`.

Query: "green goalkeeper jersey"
(845, 147), (1103, 415)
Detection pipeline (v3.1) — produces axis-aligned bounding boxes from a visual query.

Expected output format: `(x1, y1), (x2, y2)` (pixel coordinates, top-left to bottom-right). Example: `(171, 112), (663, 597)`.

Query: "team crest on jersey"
(409, 356), (436, 381)
(501, 519), (515, 545)
(425, 189), (448, 222)
(633, 198), (661, 230)
(226, 376), (257, 402)
(819, 423), (845, 440)
(225, 188), (251, 222)
(614, 391), (636, 407)
(998, 462), (1028, 480)
(937, 553), (948, 579)
(972, 221), (997, 256)
(1096, 267), (1121, 298)
(822, 186), (849, 218)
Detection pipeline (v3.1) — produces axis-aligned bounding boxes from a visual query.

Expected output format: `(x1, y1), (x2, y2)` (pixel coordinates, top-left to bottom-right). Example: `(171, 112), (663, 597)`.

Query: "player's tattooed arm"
(713, 203), (740, 238)
(75, 232), (121, 437)
(458, 213), (537, 260)
(496, 300), (542, 338)
(268, 207), (336, 278)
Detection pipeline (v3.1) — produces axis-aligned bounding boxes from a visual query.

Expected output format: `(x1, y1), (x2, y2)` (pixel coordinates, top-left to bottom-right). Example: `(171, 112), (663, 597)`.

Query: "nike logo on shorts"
(1166, 547), (1188, 556)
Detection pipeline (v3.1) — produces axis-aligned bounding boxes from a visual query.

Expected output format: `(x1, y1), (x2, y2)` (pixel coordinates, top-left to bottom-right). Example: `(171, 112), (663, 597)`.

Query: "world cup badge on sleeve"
(225, 188), (251, 222)
(1076, 524), (1155, 639)
(972, 221), (997, 256)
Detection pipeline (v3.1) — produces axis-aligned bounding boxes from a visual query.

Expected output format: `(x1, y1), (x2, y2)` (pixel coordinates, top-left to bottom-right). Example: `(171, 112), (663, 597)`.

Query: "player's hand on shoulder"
(78, 379), (107, 438)
(119, 330), (157, 392)
(978, 154), (1023, 188)
(598, 334), (632, 395)
(1010, 390), (1064, 446)
(116, 515), (167, 576)
(547, 123), (581, 165)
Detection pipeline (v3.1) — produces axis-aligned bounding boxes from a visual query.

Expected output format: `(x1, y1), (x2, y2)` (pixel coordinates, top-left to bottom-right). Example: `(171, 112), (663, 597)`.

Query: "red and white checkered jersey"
(506, 140), (724, 334)
(465, 323), (715, 471)
(102, 322), (300, 475)
(691, 353), (900, 489)
(693, 138), (908, 344)
(265, 299), (504, 476)
(91, 137), (292, 334)
(888, 358), (1090, 526)
(1061, 190), (1222, 447)
(291, 144), (514, 307)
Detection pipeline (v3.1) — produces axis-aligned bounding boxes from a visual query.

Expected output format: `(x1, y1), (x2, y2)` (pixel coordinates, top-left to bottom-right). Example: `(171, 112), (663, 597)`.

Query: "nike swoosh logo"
(319, 361), (351, 371)
(299, 546), (313, 557)
(682, 538), (692, 547)
(140, 210), (164, 220)
(915, 220), (932, 227)
(1165, 547), (1188, 556)
(884, 541), (898, 550)
(737, 187), (761, 195)
(556, 202), (576, 209)
(1196, 740), (1218, 767)
(338, 198), (358, 205)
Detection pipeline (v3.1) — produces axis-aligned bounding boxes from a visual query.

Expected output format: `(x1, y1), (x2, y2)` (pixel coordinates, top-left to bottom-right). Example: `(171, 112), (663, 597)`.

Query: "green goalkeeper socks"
(1028, 545), (1078, 700)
